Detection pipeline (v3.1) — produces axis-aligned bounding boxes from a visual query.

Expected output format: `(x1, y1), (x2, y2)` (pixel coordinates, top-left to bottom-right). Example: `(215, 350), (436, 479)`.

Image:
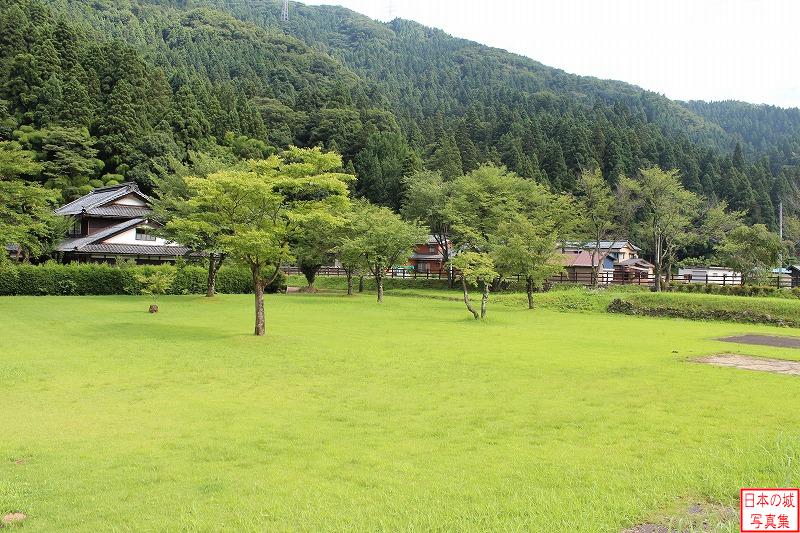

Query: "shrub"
(0, 262), (285, 296)
(607, 293), (800, 328)
(668, 283), (797, 299)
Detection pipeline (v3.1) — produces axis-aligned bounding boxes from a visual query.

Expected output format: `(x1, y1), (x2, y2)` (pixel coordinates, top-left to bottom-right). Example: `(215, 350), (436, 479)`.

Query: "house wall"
(113, 194), (148, 207)
(102, 224), (177, 246)
(678, 267), (741, 284)
(87, 217), (121, 235)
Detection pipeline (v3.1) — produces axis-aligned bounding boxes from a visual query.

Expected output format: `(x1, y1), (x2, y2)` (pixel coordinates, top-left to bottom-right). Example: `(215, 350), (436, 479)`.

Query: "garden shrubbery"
(0, 261), (285, 296)
(668, 282), (799, 299)
(608, 292), (800, 328)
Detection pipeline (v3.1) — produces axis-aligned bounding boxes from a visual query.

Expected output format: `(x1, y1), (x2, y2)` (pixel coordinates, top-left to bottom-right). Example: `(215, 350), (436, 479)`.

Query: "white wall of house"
(677, 267), (742, 284)
(113, 194), (148, 207)
(103, 224), (177, 246)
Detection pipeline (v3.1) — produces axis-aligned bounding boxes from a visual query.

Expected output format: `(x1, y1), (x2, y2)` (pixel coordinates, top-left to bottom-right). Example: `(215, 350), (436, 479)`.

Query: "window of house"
(68, 219), (82, 237)
(135, 228), (156, 241)
(428, 245), (436, 253)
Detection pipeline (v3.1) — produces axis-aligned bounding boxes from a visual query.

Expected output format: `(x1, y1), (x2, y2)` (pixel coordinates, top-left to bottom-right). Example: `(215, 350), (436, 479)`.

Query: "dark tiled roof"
(411, 253), (445, 260)
(57, 218), (144, 251)
(617, 258), (654, 268)
(84, 205), (152, 218)
(75, 244), (190, 256)
(55, 183), (150, 216)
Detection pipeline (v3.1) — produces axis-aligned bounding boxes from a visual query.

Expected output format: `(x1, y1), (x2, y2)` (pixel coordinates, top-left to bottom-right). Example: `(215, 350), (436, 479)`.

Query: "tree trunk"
(206, 253), (219, 297)
(461, 278), (479, 319)
(252, 266), (265, 336)
(480, 281), (489, 319)
(376, 274), (384, 303)
(358, 275), (364, 293)
(526, 277), (534, 310)
(346, 272), (354, 295)
(654, 236), (662, 292)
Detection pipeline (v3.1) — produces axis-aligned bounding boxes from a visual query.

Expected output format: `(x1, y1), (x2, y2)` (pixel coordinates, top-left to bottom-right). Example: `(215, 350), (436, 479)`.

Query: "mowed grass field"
(3, 292), (800, 531)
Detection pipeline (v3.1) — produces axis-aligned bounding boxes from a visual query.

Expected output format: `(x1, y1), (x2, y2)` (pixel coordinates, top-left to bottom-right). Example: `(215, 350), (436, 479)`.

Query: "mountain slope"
(2, 0), (798, 224)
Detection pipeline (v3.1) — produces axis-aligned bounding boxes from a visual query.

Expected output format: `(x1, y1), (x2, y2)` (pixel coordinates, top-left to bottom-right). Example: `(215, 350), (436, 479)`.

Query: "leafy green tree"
(716, 224), (785, 284)
(183, 148), (353, 335)
(621, 167), (701, 291)
(575, 167), (617, 287)
(492, 216), (563, 310)
(0, 179), (66, 261)
(0, 141), (42, 180)
(135, 269), (176, 313)
(401, 170), (455, 285)
(451, 251), (497, 320)
(348, 201), (425, 303)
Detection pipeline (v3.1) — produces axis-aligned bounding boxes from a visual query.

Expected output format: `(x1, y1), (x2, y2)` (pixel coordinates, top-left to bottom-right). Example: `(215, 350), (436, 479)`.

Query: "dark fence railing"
(283, 266), (799, 288)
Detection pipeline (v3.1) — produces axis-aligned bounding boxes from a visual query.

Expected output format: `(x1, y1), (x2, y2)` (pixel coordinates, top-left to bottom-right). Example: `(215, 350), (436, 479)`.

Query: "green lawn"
(2, 292), (800, 531)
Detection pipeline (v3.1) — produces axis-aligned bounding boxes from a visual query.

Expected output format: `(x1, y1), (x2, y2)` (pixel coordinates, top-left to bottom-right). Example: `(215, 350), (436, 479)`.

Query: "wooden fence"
(283, 266), (797, 288)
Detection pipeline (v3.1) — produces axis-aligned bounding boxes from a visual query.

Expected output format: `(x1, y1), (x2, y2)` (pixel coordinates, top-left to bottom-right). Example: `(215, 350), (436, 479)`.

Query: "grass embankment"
(3, 292), (800, 531)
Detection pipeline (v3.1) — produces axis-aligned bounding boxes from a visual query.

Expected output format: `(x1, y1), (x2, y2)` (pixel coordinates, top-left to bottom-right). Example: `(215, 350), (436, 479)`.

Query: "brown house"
(55, 183), (188, 264)
(408, 236), (451, 273)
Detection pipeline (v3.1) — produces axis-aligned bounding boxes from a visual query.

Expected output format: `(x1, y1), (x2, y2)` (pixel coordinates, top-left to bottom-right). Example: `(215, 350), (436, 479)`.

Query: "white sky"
(302, 0), (800, 108)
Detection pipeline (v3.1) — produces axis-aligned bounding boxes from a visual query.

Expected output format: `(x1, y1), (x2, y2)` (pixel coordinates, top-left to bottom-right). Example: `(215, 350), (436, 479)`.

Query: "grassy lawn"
(3, 292), (800, 531)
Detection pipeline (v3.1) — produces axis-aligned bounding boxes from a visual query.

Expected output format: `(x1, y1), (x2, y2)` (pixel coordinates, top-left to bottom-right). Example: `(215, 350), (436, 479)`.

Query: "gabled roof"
(55, 183), (150, 216)
(57, 218), (145, 251)
(561, 250), (612, 268)
(616, 258), (654, 269)
(562, 240), (641, 252)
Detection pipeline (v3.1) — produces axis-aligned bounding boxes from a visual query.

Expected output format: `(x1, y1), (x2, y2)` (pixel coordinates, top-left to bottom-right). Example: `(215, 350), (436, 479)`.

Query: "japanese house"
(54, 183), (188, 264)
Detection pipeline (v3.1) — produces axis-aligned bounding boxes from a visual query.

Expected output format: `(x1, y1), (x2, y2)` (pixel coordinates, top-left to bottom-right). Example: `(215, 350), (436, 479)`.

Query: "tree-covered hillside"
(2, 0), (799, 226)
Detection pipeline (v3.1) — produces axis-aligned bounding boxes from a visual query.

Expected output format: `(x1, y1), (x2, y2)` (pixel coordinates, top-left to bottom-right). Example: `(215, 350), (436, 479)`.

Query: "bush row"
(668, 283), (800, 299)
(0, 262), (285, 296)
(607, 297), (800, 328)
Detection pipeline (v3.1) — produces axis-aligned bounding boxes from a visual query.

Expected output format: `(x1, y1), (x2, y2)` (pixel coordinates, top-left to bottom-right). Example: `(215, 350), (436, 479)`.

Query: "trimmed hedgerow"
(668, 282), (799, 299)
(0, 262), (284, 296)
(607, 292), (800, 328)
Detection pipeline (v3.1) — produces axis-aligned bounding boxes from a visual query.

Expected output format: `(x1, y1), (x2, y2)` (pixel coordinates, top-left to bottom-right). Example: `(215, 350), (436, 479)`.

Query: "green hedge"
(607, 292), (800, 328)
(668, 283), (800, 299)
(0, 262), (285, 296)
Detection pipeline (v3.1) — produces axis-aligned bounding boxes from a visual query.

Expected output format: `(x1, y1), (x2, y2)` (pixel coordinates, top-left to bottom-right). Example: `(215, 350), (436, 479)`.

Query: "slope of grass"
(2, 293), (800, 531)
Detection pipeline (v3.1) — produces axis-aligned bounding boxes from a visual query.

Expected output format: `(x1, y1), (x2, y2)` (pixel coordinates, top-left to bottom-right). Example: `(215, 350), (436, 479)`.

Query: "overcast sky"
(302, 0), (800, 109)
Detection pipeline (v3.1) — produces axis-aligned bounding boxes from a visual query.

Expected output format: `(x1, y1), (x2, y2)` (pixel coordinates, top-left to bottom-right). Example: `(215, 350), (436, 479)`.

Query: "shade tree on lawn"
(620, 167), (701, 292)
(183, 147), (353, 335)
(451, 251), (497, 319)
(347, 200), (425, 303)
(491, 216), (564, 310)
(153, 168), (235, 297)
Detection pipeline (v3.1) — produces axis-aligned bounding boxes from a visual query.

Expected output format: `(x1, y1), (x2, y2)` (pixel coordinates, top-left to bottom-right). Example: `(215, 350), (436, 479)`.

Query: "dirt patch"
(622, 525), (667, 533)
(696, 353), (800, 375)
(719, 334), (800, 348)
(622, 501), (736, 532)
(12, 458), (24, 465)
(1, 513), (26, 525)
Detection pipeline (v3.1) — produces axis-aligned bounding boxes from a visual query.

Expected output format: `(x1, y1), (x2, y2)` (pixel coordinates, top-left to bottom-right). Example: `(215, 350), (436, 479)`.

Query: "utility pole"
(779, 201), (784, 240)
(281, 0), (289, 22)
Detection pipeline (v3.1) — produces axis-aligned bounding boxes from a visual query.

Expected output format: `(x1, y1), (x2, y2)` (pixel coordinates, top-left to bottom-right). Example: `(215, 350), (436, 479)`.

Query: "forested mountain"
(2, 0), (799, 227)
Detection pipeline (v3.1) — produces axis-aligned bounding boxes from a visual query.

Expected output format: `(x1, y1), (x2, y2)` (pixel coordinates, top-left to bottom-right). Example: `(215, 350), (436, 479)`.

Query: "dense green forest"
(1, 0), (799, 227)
